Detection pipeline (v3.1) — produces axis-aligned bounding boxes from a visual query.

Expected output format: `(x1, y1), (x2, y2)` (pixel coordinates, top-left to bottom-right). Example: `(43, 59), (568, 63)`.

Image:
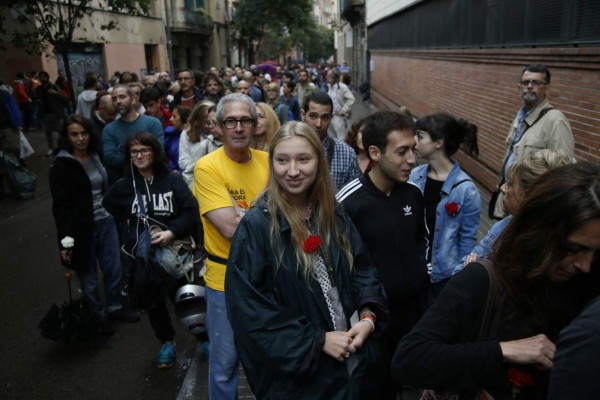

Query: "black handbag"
(38, 271), (102, 343)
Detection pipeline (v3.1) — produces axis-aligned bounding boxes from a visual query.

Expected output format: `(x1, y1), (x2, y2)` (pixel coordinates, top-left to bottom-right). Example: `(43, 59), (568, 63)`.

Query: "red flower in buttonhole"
(445, 201), (460, 216)
(303, 235), (322, 253)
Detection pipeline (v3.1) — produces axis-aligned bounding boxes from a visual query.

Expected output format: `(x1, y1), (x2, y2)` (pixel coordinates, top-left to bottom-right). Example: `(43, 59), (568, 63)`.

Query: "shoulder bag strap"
(499, 107), (555, 186)
(132, 175), (149, 227)
(450, 179), (472, 191)
(522, 107), (554, 136)
(477, 258), (501, 340)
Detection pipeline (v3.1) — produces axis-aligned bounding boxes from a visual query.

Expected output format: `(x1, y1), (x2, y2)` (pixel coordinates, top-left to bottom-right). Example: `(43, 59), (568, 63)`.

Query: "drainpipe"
(164, 0), (175, 74)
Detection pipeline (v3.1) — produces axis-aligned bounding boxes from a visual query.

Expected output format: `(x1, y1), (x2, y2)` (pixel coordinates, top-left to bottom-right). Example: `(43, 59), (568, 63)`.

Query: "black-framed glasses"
(222, 117), (255, 129)
(204, 120), (217, 128)
(130, 148), (153, 157)
(178, 76), (193, 81)
(520, 80), (547, 87)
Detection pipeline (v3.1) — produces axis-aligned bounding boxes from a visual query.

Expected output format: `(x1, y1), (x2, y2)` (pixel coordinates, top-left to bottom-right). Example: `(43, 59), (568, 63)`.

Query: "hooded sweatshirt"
(76, 89), (98, 119)
(102, 168), (199, 257)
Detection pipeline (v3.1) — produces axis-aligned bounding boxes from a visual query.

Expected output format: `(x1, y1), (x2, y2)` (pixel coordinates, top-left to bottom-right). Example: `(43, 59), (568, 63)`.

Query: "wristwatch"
(238, 210), (246, 217)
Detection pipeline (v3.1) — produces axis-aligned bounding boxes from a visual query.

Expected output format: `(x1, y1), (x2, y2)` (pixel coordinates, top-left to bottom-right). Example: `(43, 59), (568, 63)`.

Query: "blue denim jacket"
(452, 215), (512, 276)
(410, 160), (481, 282)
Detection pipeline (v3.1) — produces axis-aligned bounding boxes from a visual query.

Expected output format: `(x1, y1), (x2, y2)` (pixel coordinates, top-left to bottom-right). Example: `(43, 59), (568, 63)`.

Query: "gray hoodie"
(76, 89), (97, 119)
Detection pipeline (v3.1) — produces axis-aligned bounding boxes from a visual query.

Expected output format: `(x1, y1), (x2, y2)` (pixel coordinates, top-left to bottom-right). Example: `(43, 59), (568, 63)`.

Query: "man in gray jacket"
(491, 64), (573, 218)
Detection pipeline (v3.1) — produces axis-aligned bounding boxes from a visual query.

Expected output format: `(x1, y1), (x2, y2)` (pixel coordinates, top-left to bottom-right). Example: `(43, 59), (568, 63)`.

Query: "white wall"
(365, 0), (424, 26)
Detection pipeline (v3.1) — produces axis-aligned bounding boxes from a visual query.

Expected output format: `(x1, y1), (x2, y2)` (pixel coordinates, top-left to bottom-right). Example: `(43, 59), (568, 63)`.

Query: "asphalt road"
(0, 129), (208, 400)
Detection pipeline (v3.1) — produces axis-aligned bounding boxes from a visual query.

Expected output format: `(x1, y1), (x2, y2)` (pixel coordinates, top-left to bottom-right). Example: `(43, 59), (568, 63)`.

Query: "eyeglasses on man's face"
(222, 117), (255, 129)
(178, 76), (193, 81)
(130, 148), (153, 157)
(520, 80), (547, 87)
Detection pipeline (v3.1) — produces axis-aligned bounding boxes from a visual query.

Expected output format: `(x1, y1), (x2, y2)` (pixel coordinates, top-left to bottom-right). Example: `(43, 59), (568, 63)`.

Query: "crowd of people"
(1, 61), (599, 399)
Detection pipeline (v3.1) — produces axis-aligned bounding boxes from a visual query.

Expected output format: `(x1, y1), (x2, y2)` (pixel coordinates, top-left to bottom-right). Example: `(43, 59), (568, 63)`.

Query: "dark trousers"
(19, 102), (33, 129)
(148, 298), (175, 343)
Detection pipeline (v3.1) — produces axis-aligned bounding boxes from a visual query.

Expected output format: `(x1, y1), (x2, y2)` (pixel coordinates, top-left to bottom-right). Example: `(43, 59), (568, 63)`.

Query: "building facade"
(339, 0), (367, 87)
(1, 0), (169, 91)
(1, 0), (238, 91)
(366, 0), (600, 194)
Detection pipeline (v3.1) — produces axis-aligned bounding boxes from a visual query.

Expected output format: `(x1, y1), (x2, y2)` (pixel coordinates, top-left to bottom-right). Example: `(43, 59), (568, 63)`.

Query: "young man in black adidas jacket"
(336, 111), (429, 399)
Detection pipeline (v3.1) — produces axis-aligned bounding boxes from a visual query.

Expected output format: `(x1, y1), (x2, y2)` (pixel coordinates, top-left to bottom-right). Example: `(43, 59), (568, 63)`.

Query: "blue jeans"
(206, 287), (239, 399)
(78, 216), (123, 315)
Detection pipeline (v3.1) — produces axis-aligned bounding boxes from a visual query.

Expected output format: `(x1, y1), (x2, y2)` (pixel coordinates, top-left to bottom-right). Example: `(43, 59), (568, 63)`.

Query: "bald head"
(99, 94), (117, 122)
(242, 71), (254, 83)
(236, 80), (251, 97)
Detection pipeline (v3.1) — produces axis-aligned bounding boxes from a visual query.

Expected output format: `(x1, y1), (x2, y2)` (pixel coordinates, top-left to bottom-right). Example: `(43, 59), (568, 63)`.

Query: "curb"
(176, 343), (205, 400)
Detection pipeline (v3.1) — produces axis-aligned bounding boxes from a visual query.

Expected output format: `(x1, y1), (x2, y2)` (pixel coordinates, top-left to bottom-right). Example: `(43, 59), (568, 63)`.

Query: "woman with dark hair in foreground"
(393, 162), (600, 399)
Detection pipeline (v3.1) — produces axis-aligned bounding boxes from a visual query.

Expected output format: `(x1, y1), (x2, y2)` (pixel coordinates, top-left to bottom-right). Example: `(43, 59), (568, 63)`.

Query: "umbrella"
(256, 64), (277, 75)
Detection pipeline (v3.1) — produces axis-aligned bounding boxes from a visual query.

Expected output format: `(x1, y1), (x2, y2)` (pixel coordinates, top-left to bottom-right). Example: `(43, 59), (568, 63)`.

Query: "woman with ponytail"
(410, 112), (481, 299)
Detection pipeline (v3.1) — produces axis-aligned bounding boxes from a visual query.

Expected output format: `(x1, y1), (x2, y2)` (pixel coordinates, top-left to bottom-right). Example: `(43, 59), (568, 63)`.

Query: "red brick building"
(367, 0), (600, 194)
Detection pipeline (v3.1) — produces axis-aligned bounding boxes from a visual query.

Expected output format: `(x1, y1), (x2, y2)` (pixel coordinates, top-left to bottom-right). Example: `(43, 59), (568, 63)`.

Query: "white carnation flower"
(61, 236), (75, 248)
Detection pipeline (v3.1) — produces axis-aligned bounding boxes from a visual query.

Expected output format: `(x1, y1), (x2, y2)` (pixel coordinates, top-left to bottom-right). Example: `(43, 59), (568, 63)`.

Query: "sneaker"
(157, 342), (176, 368)
(108, 308), (140, 323)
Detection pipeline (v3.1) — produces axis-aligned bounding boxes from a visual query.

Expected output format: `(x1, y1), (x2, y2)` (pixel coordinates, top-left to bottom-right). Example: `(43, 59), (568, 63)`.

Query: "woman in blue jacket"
(410, 112), (480, 299)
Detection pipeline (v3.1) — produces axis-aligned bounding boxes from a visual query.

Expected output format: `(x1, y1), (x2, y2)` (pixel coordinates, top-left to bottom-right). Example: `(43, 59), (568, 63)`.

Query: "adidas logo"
(403, 205), (412, 216)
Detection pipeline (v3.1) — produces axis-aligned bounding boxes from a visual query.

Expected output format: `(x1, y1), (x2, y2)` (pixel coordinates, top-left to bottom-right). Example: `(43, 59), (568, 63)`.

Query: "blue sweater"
(102, 114), (164, 183)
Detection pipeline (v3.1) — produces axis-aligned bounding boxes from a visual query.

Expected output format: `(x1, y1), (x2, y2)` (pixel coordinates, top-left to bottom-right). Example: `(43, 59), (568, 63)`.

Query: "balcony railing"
(170, 8), (213, 33)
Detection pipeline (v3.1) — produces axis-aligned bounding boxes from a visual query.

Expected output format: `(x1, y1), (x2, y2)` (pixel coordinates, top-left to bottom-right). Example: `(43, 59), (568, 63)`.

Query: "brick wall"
(370, 48), (600, 194)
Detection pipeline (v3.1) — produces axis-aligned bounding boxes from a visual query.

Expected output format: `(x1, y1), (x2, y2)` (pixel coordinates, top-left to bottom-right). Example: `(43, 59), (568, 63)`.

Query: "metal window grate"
(368, 0), (600, 49)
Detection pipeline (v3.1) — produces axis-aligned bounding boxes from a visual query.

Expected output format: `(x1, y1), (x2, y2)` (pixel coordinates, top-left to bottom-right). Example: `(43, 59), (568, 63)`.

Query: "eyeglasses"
(178, 76), (193, 81)
(204, 120), (217, 128)
(130, 148), (152, 157)
(222, 117), (255, 129)
(520, 80), (547, 87)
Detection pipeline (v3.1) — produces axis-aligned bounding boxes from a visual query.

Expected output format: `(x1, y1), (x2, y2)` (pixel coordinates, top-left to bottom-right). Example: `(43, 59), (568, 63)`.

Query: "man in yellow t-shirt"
(193, 93), (269, 399)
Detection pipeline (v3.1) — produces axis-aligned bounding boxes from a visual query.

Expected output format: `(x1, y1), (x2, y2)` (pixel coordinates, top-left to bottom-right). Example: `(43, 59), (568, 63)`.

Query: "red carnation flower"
(303, 235), (322, 253)
(508, 367), (535, 399)
(445, 201), (460, 216)
(508, 367), (535, 387)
